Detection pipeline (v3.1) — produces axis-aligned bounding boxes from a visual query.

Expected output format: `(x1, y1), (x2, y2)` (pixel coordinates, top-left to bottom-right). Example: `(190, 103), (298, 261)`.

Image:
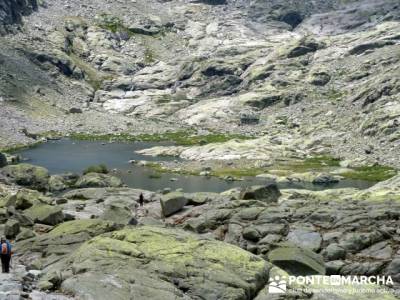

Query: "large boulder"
(16, 219), (120, 268)
(4, 218), (20, 238)
(240, 184), (281, 203)
(100, 204), (135, 225)
(286, 229), (322, 252)
(160, 192), (188, 217)
(57, 226), (269, 299)
(23, 204), (64, 225)
(268, 244), (326, 275)
(0, 152), (7, 168)
(1, 164), (49, 190)
(75, 173), (123, 188)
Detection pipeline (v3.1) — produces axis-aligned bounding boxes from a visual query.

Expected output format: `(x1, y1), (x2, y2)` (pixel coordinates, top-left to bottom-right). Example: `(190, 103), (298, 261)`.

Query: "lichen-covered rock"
(1, 164), (50, 190)
(160, 192), (188, 217)
(59, 226), (270, 300)
(268, 244), (326, 275)
(49, 219), (119, 237)
(5, 188), (50, 210)
(23, 203), (64, 225)
(16, 219), (120, 268)
(75, 173), (123, 188)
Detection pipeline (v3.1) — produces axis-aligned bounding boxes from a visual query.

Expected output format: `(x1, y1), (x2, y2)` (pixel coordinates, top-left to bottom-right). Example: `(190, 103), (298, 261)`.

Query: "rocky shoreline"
(0, 155), (399, 299)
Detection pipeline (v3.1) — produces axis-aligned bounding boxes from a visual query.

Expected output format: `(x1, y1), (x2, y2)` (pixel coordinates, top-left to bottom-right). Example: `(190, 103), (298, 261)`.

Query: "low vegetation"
(273, 155), (341, 174)
(83, 164), (109, 175)
(341, 165), (397, 181)
(70, 131), (252, 146)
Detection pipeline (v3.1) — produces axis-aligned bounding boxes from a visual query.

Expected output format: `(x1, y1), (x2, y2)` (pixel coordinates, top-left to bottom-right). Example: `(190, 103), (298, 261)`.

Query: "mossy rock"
(59, 226), (270, 300)
(6, 189), (50, 210)
(83, 164), (109, 175)
(1, 163), (50, 190)
(23, 204), (64, 226)
(75, 173), (123, 188)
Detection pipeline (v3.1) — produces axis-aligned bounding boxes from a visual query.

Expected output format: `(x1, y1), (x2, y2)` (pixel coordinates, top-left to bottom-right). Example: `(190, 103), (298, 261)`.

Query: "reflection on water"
(19, 139), (376, 193)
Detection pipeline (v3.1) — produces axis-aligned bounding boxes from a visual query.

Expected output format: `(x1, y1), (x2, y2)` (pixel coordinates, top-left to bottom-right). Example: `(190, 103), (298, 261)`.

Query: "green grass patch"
(274, 155), (341, 173)
(96, 14), (125, 34)
(0, 141), (43, 153)
(341, 165), (397, 182)
(303, 156), (341, 167)
(70, 131), (251, 146)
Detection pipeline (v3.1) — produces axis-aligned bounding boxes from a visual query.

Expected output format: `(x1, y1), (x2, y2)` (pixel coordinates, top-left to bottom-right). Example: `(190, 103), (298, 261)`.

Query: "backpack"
(1, 243), (8, 255)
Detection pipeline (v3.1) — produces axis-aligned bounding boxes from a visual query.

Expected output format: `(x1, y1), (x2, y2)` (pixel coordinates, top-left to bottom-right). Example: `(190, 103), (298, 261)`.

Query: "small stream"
(18, 139), (375, 193)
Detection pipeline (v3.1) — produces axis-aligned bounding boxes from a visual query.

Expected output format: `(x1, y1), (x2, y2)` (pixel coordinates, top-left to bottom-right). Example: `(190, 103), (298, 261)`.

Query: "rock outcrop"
(54, 226), (270, 299)
(0, 0), (37, 34)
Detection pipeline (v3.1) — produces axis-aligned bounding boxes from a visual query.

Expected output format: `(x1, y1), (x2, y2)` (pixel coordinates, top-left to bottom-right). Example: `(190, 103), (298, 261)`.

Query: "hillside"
(0, 1), (400, 299)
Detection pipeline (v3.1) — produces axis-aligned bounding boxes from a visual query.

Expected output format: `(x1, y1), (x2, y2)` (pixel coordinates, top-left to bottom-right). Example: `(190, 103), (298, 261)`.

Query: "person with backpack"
(138, 193), (144, 207)
(0, 237), (12, 273)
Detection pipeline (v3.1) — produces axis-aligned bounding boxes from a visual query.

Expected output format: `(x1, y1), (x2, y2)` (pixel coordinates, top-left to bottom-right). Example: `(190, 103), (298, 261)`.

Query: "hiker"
(0, 237), (12, 273)
(138, 193), (144, 207)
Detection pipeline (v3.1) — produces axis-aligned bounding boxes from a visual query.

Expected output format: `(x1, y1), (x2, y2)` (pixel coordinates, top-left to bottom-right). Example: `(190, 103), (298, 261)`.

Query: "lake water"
(18, 139), (376, 193)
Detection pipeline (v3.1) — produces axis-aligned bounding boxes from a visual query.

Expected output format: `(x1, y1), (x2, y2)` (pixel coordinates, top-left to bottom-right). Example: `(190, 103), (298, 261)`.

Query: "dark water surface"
(19, 139), (375, 193)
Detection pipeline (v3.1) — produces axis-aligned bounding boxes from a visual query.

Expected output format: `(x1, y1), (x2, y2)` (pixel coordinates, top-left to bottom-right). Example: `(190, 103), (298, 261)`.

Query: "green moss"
(341, 165), (397, 181)
(105, 227), (265, 270)
(83, 164), (109, 175)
